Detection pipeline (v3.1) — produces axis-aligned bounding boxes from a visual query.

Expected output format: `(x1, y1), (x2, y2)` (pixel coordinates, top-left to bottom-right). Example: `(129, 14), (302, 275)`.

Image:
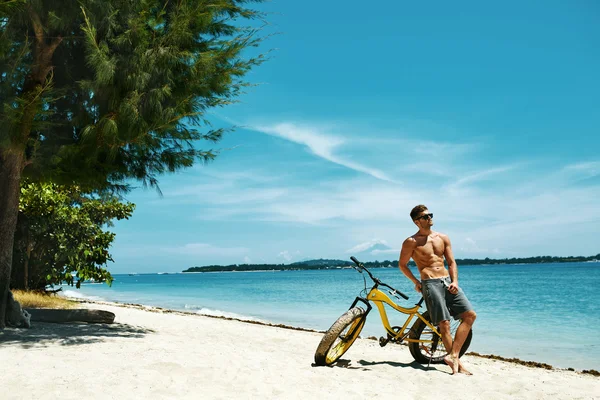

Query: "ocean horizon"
(63, 261), (600, 371)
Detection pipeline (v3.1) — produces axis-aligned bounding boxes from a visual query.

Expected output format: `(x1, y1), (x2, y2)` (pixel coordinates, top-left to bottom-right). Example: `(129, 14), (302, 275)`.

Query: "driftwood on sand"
(25, 308), (115, 324)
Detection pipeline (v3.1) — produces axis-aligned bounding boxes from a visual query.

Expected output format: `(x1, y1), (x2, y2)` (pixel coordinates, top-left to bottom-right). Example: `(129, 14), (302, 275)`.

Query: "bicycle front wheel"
(314, 307), (366, 366)
(408, 311), (472, 364)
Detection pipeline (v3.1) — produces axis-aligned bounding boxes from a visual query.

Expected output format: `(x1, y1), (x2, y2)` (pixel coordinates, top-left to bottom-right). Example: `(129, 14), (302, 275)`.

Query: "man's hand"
(415, 282), (422, 293)
(447, 281), (459, 294)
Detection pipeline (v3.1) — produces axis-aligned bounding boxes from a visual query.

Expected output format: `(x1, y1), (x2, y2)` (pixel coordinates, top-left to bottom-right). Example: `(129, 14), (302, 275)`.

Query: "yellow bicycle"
(314, 256), (472, 366)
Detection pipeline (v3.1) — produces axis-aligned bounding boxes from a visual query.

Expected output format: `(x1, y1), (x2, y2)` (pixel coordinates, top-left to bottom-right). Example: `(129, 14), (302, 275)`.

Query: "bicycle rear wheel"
(408, 311), (472, 364)
(314, 307), (366, 366)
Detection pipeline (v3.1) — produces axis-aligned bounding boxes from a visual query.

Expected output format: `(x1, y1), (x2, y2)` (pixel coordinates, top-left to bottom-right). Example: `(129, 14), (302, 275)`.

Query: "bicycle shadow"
(357, 359), (443, 372)
(312, 358), (444, 373)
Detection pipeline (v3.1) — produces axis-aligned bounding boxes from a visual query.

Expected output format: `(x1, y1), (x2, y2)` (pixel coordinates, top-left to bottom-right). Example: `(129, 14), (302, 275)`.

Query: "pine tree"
(0, 0), (267, 328)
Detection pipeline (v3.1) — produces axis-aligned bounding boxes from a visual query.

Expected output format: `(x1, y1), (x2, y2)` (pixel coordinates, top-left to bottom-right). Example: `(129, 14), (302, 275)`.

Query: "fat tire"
(408, 311), (473, 364)
(314, 307), (366, 366)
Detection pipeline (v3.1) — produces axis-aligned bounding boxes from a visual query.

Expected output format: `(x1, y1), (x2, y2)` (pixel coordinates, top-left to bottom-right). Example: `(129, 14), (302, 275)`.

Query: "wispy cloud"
(150, 171), (289, 207)
(195, 168), (286, 184)
(563, 161), (600, 180)
(186, 179), (418, 224)
(372, 248), (401, 255)
(121, 115), (600, 263)
(164, 243), (249, 257)
(443, 164), (521, 194)
(460, 237), (501, 255)
(252, 122), (395, 182)
(358, 137), (478, 159)
(277, 250), (292, 262)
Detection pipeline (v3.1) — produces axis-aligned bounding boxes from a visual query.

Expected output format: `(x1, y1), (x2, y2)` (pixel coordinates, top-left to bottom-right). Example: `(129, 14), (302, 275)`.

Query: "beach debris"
(581, 369), (600, 377)
(467, 352), (553, 370)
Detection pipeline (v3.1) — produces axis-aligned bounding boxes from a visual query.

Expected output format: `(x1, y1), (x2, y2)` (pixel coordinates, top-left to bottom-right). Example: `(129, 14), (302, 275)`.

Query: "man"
(398, 205), (476, 375)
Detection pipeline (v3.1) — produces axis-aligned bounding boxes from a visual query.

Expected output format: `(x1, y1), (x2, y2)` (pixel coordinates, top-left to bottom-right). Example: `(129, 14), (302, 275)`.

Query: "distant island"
(182, 254), (600, 273)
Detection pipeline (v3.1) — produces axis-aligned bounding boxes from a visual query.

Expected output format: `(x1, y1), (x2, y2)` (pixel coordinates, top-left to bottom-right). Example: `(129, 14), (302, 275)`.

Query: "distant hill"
(182, 254), (600, 273)
(290, 258), (353, 266)
(183, 260), (352, 273)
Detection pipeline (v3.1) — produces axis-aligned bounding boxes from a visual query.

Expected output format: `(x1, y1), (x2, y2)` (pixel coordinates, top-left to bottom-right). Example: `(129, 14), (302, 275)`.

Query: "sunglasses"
(415, 213), (433, 221)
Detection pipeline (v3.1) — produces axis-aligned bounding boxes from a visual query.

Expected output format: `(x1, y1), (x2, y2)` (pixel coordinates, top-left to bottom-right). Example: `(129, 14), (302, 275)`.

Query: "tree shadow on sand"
(0, 322), (154, 349)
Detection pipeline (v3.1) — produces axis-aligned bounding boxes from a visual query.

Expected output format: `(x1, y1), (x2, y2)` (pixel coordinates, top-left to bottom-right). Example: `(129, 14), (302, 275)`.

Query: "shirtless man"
(398, 205), (477, 375)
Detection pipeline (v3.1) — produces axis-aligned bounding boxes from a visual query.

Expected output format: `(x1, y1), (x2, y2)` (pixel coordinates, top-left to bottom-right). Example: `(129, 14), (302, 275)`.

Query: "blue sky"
(109, 1), (599, 273)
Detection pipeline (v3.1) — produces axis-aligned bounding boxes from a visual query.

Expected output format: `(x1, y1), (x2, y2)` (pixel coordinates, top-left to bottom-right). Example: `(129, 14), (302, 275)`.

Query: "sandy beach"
(1, 302), (598, 400)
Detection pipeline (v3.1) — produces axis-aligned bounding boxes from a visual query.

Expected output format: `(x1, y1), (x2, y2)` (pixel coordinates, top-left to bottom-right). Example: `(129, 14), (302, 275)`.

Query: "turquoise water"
(64, 261), (600, 370)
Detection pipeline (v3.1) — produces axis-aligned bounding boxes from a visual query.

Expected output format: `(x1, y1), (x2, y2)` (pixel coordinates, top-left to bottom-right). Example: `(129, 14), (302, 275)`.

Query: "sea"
(63, 261), (600, 371)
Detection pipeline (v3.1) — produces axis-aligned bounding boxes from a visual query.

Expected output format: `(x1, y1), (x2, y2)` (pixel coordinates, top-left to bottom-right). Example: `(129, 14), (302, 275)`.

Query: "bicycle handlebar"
(350, 256), (409, 300)
(350, 256), (362, 269)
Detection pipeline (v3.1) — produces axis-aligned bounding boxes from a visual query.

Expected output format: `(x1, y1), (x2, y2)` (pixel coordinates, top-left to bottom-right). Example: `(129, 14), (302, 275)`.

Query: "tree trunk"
(0, 149), (24, 329)
(24, 237), (30, 291)
(0, 7), (64, 328)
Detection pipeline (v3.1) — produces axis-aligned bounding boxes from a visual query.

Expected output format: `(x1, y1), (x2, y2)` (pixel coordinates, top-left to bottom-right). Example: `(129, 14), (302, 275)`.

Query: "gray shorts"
(421, 276), (473, 325)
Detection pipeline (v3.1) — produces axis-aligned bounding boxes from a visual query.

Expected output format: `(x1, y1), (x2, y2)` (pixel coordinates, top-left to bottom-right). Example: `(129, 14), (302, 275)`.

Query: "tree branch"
(48, 35), (63, 54)
(28, 6), (44, 44)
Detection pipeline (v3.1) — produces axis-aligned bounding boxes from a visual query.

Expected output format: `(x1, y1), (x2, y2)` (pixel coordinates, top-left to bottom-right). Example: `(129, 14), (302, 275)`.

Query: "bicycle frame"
(349, 286), (441, 345)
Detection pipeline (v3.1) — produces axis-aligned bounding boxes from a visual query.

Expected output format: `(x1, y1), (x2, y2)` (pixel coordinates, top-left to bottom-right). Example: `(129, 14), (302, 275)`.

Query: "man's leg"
(444, 310), (477, 375)
(438, 320), (461, 373)
(438, 320), (454, 358)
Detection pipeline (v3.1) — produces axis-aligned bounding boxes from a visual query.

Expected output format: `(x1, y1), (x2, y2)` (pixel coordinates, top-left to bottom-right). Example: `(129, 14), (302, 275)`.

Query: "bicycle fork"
(346, 297), (372, 339)
(349, 296), (372, 313)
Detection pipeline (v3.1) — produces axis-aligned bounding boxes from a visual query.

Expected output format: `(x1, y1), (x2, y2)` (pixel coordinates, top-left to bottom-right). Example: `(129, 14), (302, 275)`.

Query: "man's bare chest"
(413, 236), (445, 257)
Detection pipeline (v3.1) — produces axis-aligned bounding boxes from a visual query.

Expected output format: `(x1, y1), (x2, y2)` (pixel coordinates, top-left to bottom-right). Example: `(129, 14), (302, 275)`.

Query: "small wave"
(192, 307), (267, 323)
(61, 290), (105, 302)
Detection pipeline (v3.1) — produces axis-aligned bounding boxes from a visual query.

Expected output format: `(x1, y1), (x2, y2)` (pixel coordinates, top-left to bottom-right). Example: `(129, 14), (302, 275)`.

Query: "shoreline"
(68, 296), (599, 376)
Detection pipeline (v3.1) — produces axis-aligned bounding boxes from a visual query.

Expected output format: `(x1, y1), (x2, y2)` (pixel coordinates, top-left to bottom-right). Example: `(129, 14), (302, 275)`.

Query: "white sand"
(1, 302), (598, 400)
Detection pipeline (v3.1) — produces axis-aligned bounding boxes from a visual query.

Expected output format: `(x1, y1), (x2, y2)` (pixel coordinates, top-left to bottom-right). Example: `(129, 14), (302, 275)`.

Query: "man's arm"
(399, 238), (421, 292)
(442, 234), (459, 294)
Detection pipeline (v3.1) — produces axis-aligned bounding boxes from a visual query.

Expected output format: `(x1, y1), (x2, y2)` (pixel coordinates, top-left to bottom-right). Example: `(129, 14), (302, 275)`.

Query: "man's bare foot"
(444, 354), (459, 375)
(458, 359), (472, 375)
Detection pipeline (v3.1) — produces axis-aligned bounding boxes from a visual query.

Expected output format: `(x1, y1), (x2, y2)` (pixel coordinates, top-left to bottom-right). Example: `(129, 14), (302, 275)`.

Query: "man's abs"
(418, 264), (449, 280)
(413, 254), (448, 280)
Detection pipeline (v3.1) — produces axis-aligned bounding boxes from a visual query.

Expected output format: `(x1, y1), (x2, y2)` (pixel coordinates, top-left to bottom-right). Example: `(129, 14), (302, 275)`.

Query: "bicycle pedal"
(379, 336), (389, 347)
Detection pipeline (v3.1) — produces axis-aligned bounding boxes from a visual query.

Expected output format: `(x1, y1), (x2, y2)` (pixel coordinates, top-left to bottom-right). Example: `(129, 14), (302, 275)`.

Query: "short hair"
(410, 204), (428, 220)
